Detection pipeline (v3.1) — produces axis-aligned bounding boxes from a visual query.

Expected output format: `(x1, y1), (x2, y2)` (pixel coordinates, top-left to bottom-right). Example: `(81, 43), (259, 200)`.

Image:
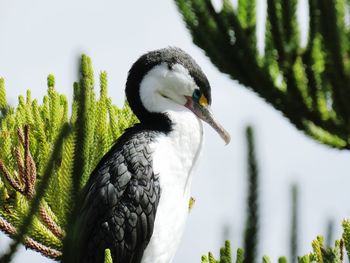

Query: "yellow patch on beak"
(199, 94), (208, 107)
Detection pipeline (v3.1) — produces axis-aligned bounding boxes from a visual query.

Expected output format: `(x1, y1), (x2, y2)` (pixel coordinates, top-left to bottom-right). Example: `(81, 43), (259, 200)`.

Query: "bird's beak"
(185, 96), (231, 145)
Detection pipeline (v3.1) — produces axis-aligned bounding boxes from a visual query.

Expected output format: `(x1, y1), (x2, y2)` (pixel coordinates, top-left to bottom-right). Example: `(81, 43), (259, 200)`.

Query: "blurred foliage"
(243, 127), (259, 263)
(175, 0), (350, 149)
(290, 185), (299, 263)
(0, 55), (137, 261)
(202, 127), (350, 263)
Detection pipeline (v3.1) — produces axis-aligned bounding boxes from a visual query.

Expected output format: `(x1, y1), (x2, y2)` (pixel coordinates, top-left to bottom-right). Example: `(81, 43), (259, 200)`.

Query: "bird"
(75, 47), (230, 263)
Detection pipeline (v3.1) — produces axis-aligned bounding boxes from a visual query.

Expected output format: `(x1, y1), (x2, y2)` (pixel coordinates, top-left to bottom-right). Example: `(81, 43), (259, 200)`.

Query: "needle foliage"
(0, 55), (137, 261)
(175, 0), (350, 149)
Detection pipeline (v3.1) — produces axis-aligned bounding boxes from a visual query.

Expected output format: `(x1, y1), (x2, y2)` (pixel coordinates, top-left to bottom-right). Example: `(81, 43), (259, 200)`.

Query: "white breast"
(141, 110), (204, 263)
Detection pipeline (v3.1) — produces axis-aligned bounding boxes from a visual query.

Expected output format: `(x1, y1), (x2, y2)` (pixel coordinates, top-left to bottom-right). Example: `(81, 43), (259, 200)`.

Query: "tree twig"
(0, 216), (61, 260)
(38, 206), (65, 240)
(0, 160), (24, 194)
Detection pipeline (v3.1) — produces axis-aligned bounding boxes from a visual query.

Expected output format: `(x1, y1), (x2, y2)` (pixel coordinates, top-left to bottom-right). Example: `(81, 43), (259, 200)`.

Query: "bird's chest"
(141, 117), (203, 263)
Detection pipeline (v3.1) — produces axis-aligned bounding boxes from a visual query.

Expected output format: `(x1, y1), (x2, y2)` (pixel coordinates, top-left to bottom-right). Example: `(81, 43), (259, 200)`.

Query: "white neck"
(139, 65), (205, 263)
(139, 62), (204, 187)
(142, 108), (204, 263)
(167, 108), (204, 174)
(149, 107), (204, 200)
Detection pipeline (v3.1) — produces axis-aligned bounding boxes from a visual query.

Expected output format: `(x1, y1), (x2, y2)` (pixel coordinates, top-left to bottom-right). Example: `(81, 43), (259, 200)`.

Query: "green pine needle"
(262, 255), (271, 263)
(47, 74), (55, 88)
(104, 249), (113, 263)
(342, 219), (350, 261)
(278, 256), (288, 263)
(0, 78), (6, 110)
(235, 248), (244, 263)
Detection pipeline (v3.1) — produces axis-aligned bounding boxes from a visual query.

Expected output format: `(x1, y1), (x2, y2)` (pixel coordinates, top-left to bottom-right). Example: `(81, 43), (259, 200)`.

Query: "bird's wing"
(77, 132), (160, 263)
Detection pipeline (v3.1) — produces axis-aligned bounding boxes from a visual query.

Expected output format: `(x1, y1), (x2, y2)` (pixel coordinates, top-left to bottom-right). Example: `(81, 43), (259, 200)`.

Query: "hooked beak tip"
(213, 122), (230, 145)
(223, 132), (231, 145)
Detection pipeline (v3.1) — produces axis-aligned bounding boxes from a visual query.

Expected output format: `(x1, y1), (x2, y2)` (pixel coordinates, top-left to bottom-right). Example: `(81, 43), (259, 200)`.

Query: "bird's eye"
(192, 89), (201, 101)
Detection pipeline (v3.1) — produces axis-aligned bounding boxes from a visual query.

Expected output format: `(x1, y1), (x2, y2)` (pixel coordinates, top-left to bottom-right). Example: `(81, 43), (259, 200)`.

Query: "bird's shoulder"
(83, 124), (160, 206)
(90, 125), (157, 183)
(78, 124), (162, 262)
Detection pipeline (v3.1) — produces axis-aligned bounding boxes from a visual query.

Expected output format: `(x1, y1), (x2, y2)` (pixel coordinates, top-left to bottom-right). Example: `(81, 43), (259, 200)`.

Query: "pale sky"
(0, 1), (349, 262)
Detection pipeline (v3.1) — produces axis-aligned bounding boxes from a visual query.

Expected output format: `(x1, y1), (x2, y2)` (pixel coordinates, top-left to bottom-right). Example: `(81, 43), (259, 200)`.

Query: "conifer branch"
(0, 123), (70, 263)
(2, 126), (64, 240)
(267, 0), (286, 65)
(0, 78), (10, 117)
(23, 126), (34, 197)
(235, 248), (244, 263)
(175, 0), (350, 149)
(312, 236), (324, 263)
(38, 206), (65, 240)
(61, 55), (97, 262)
(14, 148), (25, 187)
(262, 255), (271, 263)
(0, 57), (138, 261)
(208, 252), (217, 263)
(290, 185), (299, 263)
(0, 160), (25, 194)
(16, 129), (25, 149)
(278, 256), (288, 263)
(342, 219), (350, 261)
(0, 216), (61, 260)
(243, 126), (259, 263)
(104, 249), (113, 263)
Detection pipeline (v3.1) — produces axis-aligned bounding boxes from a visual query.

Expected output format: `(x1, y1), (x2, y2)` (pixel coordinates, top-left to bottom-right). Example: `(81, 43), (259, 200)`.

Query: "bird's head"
(126, 47), (230, 144)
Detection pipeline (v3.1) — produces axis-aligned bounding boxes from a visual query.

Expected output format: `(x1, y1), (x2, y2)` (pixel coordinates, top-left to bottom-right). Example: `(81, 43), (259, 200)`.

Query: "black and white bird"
(75, 47), (230, 263)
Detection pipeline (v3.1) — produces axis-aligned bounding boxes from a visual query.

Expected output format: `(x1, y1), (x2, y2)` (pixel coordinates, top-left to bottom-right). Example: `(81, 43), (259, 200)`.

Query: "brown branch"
(0, 217), (16, 236)
(0, 160), (25, 194)
(14, 147), (26, 189)
(23, 125), (34, 198)
(22, 126), (63, 238)
(27, 153), (36, 198)
(38, 206), (65, 240)
(16, 128), (25, 147)
(340, 238), (344, 262)
(1, 125), (66, 257)
(0, 216), (61, 260)
(25, 238), (61, 261)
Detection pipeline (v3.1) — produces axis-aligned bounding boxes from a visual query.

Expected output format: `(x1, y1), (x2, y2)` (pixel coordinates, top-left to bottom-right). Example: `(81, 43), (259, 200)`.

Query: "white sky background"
(0, 0), (349, 262)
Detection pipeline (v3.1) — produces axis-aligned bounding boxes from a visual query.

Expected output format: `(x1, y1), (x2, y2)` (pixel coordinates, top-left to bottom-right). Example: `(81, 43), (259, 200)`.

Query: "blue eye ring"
(192, 89), (201, 101)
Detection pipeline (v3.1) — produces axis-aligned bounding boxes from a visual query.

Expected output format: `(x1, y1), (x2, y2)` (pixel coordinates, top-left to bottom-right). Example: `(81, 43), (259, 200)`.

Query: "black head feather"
(125, 47), (211, 133)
